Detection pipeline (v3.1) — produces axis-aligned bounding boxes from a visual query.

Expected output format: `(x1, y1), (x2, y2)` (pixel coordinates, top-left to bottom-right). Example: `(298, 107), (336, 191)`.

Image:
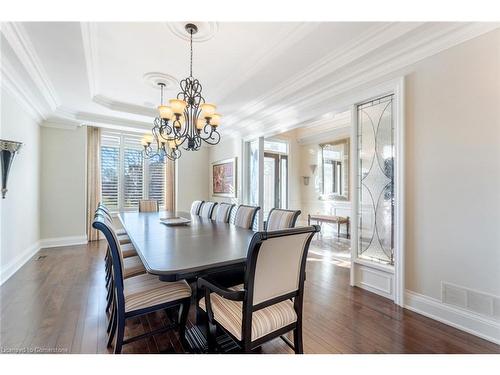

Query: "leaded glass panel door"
(357, 95), (394, 265)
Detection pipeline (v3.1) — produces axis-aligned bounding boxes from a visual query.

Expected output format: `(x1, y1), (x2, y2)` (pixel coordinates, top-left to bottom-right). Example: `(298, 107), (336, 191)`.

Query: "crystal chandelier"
(142, 23), (221, 162)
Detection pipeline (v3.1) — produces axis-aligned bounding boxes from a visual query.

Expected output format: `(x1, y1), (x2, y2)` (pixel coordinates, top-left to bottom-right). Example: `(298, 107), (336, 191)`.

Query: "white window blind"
(101, 133), (120, 210)
(100, 131), (166, 211)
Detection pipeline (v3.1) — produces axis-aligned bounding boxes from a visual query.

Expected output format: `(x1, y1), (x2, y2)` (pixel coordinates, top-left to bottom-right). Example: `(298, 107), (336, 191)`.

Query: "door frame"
(349, 77), (405, 306)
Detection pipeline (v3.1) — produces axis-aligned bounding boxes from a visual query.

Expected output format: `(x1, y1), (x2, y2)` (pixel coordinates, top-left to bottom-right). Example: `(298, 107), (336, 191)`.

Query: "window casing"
(101, 131), (166, 212)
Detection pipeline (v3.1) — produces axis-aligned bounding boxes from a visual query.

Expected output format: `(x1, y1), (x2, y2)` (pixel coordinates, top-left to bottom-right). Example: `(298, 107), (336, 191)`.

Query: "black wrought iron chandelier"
(142, 23), (221, 162)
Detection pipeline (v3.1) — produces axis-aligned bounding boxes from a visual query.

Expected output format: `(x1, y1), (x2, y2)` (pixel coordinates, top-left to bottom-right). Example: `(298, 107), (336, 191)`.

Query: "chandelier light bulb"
(158, 105), (173, 120)
(169, 99), (188, 115)
(210, 113), (221, 127)
(201, 103), (216, 118)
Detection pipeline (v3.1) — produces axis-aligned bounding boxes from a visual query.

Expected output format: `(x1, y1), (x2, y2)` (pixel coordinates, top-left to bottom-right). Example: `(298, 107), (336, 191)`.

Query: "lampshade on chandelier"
(142, 23), (221, 162)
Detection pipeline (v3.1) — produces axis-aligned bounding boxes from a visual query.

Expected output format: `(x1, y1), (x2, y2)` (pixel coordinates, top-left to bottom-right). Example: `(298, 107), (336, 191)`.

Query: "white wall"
(405, 29), (500, 299)
(40, 126), (87, 243)
(0, 89), (41, 284)
(207, 138), (243, 205)
(176, 146), (210, 212)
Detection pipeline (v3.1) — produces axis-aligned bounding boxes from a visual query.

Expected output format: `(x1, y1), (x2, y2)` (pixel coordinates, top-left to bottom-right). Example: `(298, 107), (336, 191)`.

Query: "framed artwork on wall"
(212, 157), (237, 198)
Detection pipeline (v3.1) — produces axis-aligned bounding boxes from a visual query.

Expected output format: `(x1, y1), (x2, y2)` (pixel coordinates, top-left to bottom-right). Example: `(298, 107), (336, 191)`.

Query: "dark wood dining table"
(119, 210), (255, 282)
(118, 210), (256, 352)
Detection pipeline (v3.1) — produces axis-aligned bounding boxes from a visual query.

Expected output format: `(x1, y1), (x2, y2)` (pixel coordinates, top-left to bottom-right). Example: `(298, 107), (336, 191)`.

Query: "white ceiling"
(1, 21), (498, 138)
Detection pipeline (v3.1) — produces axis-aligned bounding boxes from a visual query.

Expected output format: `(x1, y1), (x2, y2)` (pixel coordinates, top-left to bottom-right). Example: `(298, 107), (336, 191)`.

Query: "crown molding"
(1, 22), (60, 111)
(41, 117), (81, 130)
(80, 22), (99, 97)
(232, 22), (500, 140)
(223, 22), (422, 126)
(214, 22), (321, 101)
(74, 111), (151, 131)
(1, 58), (46, 123)
(92, 94), (157, 117)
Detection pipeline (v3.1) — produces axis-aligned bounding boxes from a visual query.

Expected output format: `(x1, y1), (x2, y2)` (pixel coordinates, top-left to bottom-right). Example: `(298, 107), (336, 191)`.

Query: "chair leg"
(207, 321), (217, 353)
(114, 315), (125, 354)
(242, 340), (253, 354)
(293, 326), (303, 354)
(107, 305), (117, 348)
(178, 300), (190, 348)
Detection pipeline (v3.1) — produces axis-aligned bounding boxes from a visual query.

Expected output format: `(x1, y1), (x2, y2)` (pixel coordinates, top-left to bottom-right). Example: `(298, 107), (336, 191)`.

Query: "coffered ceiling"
(1, 22), (498, 138)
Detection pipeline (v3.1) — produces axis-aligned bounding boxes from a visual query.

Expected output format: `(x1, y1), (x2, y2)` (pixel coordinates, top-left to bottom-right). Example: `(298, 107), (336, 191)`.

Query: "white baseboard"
(39, 235), (88, 249)
(0, 241), (41, 285)
(405, 290), (500, 345)
(1, 235), (89, 286)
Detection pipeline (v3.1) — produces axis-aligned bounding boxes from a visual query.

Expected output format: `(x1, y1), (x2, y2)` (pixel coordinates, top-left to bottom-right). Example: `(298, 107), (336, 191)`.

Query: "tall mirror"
(320, 138), (350, 201)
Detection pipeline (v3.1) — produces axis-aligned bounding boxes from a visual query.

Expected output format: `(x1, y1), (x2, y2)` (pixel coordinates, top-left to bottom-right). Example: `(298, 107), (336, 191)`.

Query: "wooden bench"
(307, 214), (350, 239)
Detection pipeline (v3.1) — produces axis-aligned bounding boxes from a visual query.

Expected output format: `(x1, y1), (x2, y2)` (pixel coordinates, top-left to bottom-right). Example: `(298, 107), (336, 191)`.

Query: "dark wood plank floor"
(1, 240), (498, 354)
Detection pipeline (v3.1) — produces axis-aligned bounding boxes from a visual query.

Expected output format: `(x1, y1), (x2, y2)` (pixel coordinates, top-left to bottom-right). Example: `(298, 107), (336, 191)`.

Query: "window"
(321, 141), (349, 198)
(101, 131), (166, 211)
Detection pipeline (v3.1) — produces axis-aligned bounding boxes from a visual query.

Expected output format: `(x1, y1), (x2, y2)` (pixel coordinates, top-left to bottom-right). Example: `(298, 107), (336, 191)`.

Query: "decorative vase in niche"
(0, 139), (23, 199)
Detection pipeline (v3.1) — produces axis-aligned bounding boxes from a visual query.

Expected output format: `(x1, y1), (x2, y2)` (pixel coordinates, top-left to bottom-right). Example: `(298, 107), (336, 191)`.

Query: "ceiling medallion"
(142, 23), (222, 162)
(167, 22), (219, 43)
(142, 72), (179, 90)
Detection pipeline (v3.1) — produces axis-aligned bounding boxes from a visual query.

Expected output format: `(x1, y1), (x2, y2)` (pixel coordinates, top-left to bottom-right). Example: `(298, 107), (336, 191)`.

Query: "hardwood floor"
(1, 241), (498, 354)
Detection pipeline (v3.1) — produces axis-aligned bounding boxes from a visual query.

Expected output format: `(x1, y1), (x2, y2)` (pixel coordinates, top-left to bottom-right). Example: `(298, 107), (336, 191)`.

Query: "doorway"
(263, 152), (288, 218)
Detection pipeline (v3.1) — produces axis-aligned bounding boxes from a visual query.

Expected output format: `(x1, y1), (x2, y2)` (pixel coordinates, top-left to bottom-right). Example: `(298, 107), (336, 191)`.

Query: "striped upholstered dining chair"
(264, 208), (301, 231)
(93, 212), (192, 354)
(190, 200), (205, 215)
(138, 199), (159, 212)
(213, 202), (235, 223)
(199, 201), (218, 218)
(233, 205), (260, 230)
(198, 225), (320, 353)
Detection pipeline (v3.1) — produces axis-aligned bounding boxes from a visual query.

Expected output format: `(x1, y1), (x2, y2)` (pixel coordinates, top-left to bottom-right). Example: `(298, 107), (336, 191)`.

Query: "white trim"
(39, 235), (88, 249)
(1, 22), (60, 111)
(349, 77), (405, 306)
(215, 22), (321, 101)
(0, 59), (46, 122)
(80, 22), (100, 97)
(0, 241), (40, 285)
(405, 290), (500, 345)
(229, 23), (499, 140)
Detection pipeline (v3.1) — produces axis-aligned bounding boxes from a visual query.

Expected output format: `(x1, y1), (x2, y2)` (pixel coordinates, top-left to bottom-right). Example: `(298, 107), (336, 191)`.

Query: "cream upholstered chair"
(233, 205), (260, 230)
(199, 201), (218, 218)
(93, 212), (192, 354)
(265, 208), (301, 231)
(139, 199), (159, 212)
(198, 225), (320, 353)
(190, 200), (205, 215)
(213, 202), (235, 223)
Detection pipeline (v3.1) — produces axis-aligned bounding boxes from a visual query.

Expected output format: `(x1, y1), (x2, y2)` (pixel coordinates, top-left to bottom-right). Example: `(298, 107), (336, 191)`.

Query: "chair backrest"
(139, 199), (159, 212)
(97, 202), (114, 221)
(234, 205), (260, 230)
(199, 201), (217, 218)
(213, 202), (235, 223)
(244, 226), (319, 307)
(92, 211), (126, 309)
(266, 208), (301, 231)
(190, 200), (205, 215)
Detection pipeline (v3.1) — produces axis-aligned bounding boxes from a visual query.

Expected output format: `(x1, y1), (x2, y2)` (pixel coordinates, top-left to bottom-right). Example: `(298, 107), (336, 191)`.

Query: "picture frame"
(212, 157), (237, 198)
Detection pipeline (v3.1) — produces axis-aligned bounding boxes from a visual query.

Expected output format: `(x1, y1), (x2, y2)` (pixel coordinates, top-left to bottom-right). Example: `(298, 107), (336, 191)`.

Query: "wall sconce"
(1, 139), (23, 199)
(303, 176), (310, 185)
(310, 164), (317, 175)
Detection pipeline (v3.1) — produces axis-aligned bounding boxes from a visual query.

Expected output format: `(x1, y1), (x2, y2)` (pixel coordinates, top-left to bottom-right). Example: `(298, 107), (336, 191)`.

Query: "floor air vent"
(442, 282), (500, 320)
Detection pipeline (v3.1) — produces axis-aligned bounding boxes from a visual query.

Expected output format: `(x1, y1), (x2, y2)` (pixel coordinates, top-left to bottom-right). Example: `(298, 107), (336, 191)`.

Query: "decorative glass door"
(357, 95), (394, 265)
